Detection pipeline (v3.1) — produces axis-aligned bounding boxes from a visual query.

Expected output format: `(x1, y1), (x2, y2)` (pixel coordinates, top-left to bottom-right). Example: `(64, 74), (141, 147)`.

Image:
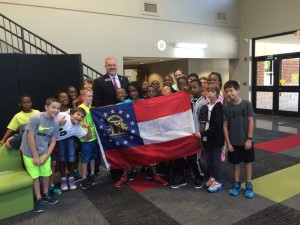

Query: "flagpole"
(94, 128), (111, 170)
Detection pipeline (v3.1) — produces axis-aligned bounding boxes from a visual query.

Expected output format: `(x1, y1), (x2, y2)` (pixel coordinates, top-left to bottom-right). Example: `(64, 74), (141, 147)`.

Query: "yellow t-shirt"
(7, 109), (40, 133)
(79, 104), (97, 142)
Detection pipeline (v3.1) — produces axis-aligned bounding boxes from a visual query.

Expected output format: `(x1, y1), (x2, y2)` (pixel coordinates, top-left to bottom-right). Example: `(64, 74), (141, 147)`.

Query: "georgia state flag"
(91, 91), (199, 169)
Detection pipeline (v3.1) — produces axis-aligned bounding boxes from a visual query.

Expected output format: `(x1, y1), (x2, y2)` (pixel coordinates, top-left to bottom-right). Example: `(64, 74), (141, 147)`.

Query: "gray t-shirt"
(223, 99), (254, 145)
(20, 112), (59, 158)
(192, 96), (206, 132)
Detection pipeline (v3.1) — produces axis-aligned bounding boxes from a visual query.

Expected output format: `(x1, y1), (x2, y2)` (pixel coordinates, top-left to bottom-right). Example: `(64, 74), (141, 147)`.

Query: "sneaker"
(74, 170), (82, 183)
(128, 170), (137, 181)
(229, 181), (242, 196)
(194, 178), (204, 189)
(205, 177), (215, 188)
(61, 177), (68, 191)
(208, 181), (223, 193)
(171, 177), (187, 189)
(34, 199), (44, 213)
(153, 175), (168, 186)
(68, 177), (77, 190)
(88, 174), (96, 185)
(48, 184), (62, 195)
(42, 193), (58, 204)
(115, 174), (128, 188)
(244, 182), (254, 198)
(80, 178), (89, 190)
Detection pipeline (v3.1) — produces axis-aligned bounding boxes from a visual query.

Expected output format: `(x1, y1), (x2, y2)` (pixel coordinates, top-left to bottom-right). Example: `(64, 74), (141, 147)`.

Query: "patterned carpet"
(1, 114), (300, 225)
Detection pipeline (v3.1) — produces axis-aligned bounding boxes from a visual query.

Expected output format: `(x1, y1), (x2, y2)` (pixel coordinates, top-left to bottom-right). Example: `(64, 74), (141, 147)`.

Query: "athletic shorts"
(23, 155), (52, 179)
(227, 144), (255, 164)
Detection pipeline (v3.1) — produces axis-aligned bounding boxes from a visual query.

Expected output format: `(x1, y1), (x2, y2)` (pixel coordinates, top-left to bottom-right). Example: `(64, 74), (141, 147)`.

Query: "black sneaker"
(80, 178), (89, 189)
(74, 170), (82, 183)
(88, 174), (96, 185)
(34, 199), (44, 213)
(128, 170), (138, 181)
(42, 193), (58, 204)
(146, 167), (153, 180)
(171, 177), (187, 189)
(194, 178), (204, 189)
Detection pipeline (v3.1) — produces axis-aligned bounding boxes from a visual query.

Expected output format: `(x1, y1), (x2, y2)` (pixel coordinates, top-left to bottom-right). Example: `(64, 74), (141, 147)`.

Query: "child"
(114, 81), (143, 187)
(207, 72), (225, 104)
(78, 88), (99, 189)
(57, 107), (92, 191)
(0, 95), (39, 149)
(223, 80), (255, 198)
(116, 88), (128, 103)
(163, 75), (177, 93)
(146, 86), (157, 98)
(199, 77), (208, 98)
(171, 79), (205, 189)
(177, 77), (189, 93)
(161, 85), (172, 96)
(72, 78), (94, 109)
(20, 97), (61, 213)
(66, 86), (78, 108)
(142, 81), (150, 99)
(187, 73), (198, 84)
(151, 80), (162, 96)
(201, 84), (224, 193)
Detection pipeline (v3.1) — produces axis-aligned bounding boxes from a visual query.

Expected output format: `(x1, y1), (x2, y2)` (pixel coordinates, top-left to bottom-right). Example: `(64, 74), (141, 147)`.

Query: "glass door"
(276, 54), (300, 117)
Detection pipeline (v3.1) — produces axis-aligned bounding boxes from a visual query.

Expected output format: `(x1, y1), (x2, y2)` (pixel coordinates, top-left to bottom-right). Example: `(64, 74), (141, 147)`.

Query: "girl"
(142, 81), (150, 99)
(66, 86), (78, 109)
(207, 72), (225, 105)
(163, 75), (177, 93)
(72, 78), (94, 109)
(201, 84), (224, 193)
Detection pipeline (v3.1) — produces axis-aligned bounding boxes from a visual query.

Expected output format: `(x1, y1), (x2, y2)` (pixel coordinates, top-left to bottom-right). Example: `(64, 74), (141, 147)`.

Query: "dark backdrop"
(0, 54), (83, 138)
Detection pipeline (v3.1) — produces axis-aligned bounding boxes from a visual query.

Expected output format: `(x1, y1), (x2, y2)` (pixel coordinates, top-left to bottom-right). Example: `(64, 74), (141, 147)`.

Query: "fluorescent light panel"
(175, 43), (207, 49)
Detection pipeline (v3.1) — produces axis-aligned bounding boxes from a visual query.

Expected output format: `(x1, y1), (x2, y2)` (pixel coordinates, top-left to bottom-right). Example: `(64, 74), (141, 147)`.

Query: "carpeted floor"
(1, 114), (300, 225)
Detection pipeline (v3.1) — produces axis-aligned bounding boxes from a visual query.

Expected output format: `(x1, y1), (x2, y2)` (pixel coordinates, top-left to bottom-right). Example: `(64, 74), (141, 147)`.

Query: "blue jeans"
(58, 137), (76, 162)
(80, 140), (98, 164)
(204, 147), (223, 182)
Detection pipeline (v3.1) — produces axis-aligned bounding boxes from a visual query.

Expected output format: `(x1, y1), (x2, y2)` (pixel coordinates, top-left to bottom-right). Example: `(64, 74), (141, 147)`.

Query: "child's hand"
(82, 121), (89, 128)
(245, 139), (252, 150)
(0, 139), (5, 146)
(193, 132), (201, 138)
(33, 156), (40, 165)
(59, 116), (67, 126)
(227, 143), (234, 152)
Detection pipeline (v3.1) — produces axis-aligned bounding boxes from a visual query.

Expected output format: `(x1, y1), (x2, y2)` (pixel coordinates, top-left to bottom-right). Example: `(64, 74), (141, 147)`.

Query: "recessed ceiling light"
(140, 62), (144, 64)
(157, 40), (166, 51)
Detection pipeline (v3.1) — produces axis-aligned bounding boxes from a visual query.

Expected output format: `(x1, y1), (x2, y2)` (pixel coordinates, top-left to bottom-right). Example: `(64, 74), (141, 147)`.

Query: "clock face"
(157, 40), (166, 51)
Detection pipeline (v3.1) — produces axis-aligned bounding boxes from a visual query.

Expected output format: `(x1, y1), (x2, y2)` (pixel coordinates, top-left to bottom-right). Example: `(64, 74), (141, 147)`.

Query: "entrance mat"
(255, 134), (300, 153)
(83, 182), (180, 225)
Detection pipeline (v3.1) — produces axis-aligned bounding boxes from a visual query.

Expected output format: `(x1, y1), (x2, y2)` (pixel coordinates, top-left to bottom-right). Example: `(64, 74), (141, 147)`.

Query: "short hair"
(189, 79), (202, 87)
(45, 97), (59, 106)
(19, 94), (31, 103)
(174, 68), (184, 74)
(187, 73), (199, 80)
(105, 57), (118, 63)
(80, 88), (93, 96)
(207, 83), (220, 96)
(83, 77), (94, 85)
(71, 107), (86, 117)
(224, 80), (240, 90)
(199, 76), (208, 82)
(208, 72), (222, 88)
(164, 75), (174, 82)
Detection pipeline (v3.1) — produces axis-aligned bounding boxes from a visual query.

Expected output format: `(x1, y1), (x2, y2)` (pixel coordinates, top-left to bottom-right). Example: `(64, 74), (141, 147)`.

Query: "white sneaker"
(207, 181), (222, 193)
(68, 177), (77, 190)
(61, 177), (69, 191)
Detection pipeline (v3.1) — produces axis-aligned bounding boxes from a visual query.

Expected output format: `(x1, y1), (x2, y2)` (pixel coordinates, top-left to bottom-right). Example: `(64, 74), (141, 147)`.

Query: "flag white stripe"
(138, 109), (195, 145)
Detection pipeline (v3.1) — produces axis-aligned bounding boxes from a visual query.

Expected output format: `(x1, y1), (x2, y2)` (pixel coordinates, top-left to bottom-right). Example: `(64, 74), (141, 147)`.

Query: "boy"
(56, 107), (92, 191)
(20, 97), (61, 213)
(0, 95), (39, 149)
(223, 80), (255, 198)
(78, 89), (99, 189)
(171, 79), (205, 189)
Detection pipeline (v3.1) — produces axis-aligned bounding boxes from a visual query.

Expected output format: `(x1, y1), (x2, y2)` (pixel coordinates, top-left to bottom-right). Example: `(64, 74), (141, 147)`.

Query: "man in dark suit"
(93, 57), (129, 107)
(93, 57), (129, 181)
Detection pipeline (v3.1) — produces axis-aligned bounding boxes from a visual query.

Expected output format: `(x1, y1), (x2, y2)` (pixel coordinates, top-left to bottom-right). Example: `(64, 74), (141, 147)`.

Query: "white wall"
(236, 0), (300, 99)
(1, 0), (240, 75)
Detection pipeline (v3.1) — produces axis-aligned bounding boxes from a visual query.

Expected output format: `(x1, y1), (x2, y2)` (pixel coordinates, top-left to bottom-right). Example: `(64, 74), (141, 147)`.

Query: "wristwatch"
(247, 137), (253, 140)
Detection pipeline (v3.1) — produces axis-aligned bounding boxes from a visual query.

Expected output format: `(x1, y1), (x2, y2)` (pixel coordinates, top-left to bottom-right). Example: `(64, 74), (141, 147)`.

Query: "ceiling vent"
(142, 1), (159, 16)
(216, 11), (228, 23)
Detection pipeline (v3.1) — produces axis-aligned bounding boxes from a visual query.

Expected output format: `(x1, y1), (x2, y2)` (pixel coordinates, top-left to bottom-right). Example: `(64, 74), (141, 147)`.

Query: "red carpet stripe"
(255, 134), (300, 152)
(128, 173), (160, 192)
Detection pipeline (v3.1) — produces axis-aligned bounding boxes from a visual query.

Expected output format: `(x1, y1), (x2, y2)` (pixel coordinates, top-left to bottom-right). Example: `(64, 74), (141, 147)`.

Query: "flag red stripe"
(104, 135), (200, 169)
(133, 91), (191, 122)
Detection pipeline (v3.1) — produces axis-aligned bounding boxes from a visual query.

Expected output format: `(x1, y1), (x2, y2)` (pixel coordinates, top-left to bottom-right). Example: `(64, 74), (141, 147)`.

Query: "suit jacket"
(93, 73), (129, 107)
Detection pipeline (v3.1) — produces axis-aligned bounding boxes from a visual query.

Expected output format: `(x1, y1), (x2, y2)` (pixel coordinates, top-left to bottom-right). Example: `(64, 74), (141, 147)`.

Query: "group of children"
(0, 71), (255, 213)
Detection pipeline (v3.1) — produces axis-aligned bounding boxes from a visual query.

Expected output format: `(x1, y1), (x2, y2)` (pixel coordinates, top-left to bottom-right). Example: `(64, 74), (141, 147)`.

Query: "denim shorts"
(9, 134), (23, 149)
(57, 137), (76, 163)
(80, 140), (98, 164)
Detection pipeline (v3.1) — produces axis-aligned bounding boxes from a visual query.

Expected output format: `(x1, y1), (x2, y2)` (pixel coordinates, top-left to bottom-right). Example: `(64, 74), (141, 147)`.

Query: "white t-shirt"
(56, 112), (87, 141)
(205, 103), (216, 131)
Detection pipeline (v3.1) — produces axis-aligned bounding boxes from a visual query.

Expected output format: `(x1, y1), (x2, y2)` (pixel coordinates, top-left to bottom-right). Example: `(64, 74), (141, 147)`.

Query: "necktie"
(112, 77), (118, 90)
